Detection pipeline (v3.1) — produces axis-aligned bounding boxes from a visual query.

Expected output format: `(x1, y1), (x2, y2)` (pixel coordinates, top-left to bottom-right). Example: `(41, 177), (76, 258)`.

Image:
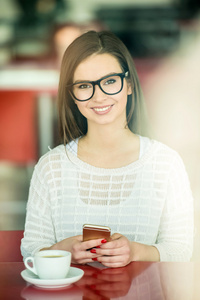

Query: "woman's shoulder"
(138, 135), (182, 163)
(40, 144), (66, 161)
(140, 135), (178, 154)
(34, 144), (67, 172)
(141, 136), (185, 168)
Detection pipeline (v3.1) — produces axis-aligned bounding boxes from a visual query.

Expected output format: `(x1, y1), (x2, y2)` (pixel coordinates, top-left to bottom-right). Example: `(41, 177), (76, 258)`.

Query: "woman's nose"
(92, 84), (106, 101)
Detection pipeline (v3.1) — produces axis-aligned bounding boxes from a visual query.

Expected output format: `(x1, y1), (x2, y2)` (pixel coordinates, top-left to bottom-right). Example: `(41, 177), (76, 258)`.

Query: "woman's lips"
(92, 105), (113, 114)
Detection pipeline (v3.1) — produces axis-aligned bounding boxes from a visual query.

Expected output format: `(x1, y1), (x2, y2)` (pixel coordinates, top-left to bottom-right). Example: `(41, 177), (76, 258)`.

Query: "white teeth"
(93, 105), (111, 112)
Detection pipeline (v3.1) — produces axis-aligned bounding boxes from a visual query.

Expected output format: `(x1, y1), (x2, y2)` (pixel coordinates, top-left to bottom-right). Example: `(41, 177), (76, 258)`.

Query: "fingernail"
(101, 239), (107, 243)
(90, 249), (96, 253)
(92, 257), (98, 261)
(96, 245), (101, 248)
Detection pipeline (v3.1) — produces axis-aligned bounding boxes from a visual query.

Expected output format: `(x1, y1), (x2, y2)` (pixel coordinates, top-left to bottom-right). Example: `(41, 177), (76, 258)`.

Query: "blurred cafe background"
(0, 0), (200, 261)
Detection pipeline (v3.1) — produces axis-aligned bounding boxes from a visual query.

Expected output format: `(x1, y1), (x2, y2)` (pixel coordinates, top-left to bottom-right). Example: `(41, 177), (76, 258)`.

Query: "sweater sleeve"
(21, 160), (56, 260)
(153, 152), (194, 261)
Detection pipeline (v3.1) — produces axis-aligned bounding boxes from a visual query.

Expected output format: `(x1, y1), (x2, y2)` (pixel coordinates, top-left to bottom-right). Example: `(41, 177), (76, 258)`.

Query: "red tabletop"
(0, 261), (199, 300)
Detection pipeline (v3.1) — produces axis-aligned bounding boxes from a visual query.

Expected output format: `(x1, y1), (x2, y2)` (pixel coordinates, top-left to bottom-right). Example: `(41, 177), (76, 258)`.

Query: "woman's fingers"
(110, 233), (122, 240)
(90, 235), (133, 267)
(98, 254), (130, 268)
(81, 238), (106, 250)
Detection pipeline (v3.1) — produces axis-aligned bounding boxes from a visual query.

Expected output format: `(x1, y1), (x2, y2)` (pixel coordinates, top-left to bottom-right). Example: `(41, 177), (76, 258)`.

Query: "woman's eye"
(78, 83), (90, 89)
(105, 78), (116, 85)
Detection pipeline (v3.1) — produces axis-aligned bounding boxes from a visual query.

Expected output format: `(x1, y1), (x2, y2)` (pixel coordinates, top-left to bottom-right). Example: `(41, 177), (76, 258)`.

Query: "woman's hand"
(91, 233), (160, 267)
(92, 233), (133, 268)
(45, 235), (104, 264)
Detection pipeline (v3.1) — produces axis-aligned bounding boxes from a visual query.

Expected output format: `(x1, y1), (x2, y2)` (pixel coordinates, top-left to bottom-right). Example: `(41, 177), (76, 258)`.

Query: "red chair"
(0, 90), (38, 164)
(0, 230), (23, 262)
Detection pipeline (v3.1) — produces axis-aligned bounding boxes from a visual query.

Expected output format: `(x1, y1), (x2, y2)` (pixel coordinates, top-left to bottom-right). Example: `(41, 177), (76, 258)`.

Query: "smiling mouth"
(92, 105), (113, 112)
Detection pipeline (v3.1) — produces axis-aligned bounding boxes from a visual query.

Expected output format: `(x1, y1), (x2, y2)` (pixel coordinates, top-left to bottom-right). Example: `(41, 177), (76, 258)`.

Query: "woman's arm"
(21, 163), (57, 259)
(153, 153), (194, 261)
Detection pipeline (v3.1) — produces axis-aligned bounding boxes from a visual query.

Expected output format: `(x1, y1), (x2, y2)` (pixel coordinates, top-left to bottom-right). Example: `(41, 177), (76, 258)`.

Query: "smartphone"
(83, 224), (111, 242)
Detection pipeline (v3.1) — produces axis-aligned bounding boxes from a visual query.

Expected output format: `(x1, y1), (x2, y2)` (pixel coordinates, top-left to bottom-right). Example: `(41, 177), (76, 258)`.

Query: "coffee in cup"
(24, 250), (71, 279)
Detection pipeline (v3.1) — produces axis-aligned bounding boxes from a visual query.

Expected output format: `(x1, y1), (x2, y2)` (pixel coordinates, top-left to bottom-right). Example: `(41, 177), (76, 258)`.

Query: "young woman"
(21, 31), (194, 267)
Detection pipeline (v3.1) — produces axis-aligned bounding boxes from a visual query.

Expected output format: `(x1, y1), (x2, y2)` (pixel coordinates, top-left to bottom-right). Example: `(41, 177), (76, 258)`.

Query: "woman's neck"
(77, 125), (140, 168)
(84, 126), (134, 152)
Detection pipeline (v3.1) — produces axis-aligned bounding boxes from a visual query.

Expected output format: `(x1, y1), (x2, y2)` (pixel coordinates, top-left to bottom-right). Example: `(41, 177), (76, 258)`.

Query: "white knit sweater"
(21, 136), (194, 261)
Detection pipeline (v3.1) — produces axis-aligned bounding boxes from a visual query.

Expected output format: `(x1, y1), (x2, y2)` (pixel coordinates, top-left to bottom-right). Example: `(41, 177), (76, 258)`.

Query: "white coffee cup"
(24, 250), (71, 280)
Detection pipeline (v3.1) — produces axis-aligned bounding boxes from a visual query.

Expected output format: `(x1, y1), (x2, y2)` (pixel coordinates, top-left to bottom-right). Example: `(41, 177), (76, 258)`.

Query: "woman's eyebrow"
(73, 72), (120, 84)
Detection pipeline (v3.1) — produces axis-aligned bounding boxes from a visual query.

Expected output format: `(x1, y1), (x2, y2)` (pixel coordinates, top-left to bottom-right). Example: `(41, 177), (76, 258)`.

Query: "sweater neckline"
(64, 136), (155, 174)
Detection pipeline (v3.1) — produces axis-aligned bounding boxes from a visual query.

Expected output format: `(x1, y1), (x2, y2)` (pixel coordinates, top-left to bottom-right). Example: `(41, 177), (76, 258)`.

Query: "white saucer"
(21, 267), (84, 289)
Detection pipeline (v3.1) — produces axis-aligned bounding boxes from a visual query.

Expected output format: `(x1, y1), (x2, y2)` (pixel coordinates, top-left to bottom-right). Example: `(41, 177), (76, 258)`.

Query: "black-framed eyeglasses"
(68, 71), (129, 102)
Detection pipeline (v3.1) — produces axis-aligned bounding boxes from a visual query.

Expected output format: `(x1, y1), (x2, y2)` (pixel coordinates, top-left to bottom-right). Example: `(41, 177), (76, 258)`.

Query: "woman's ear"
(127, 81), (133, 95)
